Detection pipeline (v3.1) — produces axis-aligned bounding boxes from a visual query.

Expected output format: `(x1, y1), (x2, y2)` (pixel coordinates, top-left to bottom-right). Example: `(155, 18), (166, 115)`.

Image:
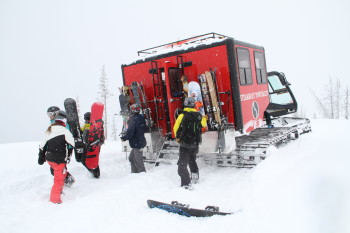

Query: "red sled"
(85, 102), (104, 170)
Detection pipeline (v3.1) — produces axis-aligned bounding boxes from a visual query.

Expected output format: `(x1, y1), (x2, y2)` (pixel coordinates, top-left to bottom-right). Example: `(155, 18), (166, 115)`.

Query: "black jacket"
(121, 113), (147, 149)
(39, 124), (75, 164)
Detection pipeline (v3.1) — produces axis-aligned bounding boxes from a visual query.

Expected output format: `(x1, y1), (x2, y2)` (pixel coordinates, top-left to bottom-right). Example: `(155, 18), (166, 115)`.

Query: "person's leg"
(92, 166), (100, 178)
(177, 147), (190, 187)
(188, 147), (199, 173)
(133, 148), (146, 173)
(48, 162), (67, 204)
(128, 149), (137, 173)
(188, 147), (199, 184)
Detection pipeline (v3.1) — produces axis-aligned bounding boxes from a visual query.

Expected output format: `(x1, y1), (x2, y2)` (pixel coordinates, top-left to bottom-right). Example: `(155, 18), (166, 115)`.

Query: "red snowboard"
(85, 102), (104, 169)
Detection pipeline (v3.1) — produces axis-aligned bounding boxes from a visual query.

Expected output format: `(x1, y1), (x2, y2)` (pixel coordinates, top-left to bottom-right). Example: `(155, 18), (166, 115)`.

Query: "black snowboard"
(147, 200), (232, 217)
(64, 98), (86, 162)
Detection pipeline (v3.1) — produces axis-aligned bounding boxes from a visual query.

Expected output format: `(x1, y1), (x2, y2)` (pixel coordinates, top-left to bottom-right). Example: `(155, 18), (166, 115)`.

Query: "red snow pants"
(47, 161), (67, 204)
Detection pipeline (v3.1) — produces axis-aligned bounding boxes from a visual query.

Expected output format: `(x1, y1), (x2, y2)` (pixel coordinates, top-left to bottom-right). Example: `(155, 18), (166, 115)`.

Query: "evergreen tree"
(97, 65), (112, 139)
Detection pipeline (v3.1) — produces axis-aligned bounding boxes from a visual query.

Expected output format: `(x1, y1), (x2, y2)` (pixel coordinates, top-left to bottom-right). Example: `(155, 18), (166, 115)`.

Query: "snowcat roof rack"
(137, 32), (230, 56)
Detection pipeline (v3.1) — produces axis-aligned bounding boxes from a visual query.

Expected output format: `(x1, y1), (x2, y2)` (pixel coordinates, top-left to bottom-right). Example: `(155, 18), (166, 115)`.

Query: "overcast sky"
(1, 0), (349, 144)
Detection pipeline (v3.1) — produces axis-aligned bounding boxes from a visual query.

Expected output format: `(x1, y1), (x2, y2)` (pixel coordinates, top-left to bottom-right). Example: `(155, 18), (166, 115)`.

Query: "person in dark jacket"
(120, 104), (147, 173)
(173, 97), (207, 189)
(39, 110), (75, 204)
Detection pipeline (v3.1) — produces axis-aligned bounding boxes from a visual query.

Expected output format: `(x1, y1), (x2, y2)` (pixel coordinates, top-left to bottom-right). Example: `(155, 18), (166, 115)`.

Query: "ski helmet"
(130, 104), (141, 113)
(54, 110), (67, 122)
(84, 112), (91, 121)
(184, 97), (196, 108)
(47, 106), (60, 119)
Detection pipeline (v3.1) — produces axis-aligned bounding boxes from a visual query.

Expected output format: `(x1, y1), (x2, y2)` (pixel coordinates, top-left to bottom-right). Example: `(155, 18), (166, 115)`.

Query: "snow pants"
(129, 148), (146, 173)
(47, 161), (67, 204)
(177, 146), (199, 186)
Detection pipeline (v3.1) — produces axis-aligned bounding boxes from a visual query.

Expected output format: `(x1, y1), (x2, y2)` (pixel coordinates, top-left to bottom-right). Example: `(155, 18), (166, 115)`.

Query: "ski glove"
(38, 149), (46, 165)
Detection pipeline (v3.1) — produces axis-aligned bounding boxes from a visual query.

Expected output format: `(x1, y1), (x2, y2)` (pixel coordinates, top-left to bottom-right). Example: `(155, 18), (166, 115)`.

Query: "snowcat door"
(163, 62), (183, 138)
(266, 71), (297, 117)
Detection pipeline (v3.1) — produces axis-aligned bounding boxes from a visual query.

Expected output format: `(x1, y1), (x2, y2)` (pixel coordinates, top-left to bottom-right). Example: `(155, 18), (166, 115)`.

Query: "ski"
(198, 74), (214, 130)
(205, 71), (221, 126)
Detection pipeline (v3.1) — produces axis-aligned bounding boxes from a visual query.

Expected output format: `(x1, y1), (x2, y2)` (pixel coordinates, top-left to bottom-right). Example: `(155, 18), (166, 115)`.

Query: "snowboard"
(205, 71), (221, 125)
(84, 102), (104, 170)
(147, 200), (232, 217)
(64, 98), (85, 162)
(187, 81), (205, 116)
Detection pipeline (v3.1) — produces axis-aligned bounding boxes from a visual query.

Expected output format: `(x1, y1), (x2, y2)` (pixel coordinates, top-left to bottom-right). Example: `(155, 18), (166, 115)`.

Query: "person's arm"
(173, 114), (184, 138)
(201, 115), (208, 132)
(64, 129), (75, 163)
(64, 128), (75, 148)
(121, 117), (136, 141)
(38, 134), (48, 165)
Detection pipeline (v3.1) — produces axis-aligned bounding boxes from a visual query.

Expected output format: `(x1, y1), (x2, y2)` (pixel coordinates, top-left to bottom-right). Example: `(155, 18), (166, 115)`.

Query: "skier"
(46, 107), (75, 187)
(173, 97), (207, 189)
(81, 111), (104, 178)
(38, 110), (75, 204)
(120, 104), (147, 173)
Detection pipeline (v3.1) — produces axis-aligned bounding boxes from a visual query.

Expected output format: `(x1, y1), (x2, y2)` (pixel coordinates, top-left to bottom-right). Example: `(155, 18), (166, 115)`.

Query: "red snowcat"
(119, 33), (311, 168)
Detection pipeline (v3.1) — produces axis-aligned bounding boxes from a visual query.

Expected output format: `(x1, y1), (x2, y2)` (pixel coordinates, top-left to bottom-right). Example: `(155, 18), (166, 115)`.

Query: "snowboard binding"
(171, 201), (189, 208)
(205, 206), (220, 212)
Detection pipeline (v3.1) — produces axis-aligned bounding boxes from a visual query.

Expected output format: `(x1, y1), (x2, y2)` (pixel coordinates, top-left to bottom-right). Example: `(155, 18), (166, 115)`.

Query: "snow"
(130, 35), (227, 64)
(1, 119), (350, 233)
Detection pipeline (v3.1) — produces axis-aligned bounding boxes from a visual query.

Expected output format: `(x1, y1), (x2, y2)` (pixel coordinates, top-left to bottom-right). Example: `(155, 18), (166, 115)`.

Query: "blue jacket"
(121, 113), (147, 149)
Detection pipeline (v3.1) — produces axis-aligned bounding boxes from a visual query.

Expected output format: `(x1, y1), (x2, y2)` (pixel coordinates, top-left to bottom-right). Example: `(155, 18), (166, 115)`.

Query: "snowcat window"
(168, 68), (183, 97)
(237, 47), (252, 85)
(268, 74), (294, 105)
(254, 51), (267, 84)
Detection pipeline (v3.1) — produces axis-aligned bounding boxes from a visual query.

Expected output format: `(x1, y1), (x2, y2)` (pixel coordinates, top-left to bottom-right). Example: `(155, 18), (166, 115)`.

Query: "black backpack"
(176, 111), (202, 145)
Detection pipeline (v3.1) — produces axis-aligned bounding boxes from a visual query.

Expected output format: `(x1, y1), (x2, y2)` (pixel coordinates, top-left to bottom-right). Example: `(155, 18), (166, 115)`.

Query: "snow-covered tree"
(344, 86), (349, 120)
(313, 76), (348, 119)
(111, 114), (118, 141)
(75, 96), (83, 125)
(97, 65), (112, 139)
(335, 78), (341, 119)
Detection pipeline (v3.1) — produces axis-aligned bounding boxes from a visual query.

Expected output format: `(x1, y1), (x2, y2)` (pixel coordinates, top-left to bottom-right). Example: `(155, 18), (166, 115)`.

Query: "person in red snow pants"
(38, 110), (75, 204)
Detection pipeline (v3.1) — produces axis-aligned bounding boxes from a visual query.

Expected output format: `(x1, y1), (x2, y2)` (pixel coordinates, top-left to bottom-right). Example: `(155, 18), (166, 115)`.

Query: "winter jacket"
(121, 113), (147, 149)
(173, 108), (207, 149)
(39, 123), (75, 164)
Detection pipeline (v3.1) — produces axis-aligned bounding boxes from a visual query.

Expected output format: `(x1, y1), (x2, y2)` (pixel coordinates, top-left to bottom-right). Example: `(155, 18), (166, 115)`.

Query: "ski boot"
(92, 166), (100, 178)
(64, 173), (75, 188)
(182, 184), (193, 191)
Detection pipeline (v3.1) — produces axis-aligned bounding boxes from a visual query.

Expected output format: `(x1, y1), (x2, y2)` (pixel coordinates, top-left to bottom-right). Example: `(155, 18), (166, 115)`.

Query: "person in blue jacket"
(120, 104), (147, 173)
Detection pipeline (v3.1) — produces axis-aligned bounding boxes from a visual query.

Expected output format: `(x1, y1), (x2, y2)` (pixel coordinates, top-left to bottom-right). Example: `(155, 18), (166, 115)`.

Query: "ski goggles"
(47, 111), (58, 119)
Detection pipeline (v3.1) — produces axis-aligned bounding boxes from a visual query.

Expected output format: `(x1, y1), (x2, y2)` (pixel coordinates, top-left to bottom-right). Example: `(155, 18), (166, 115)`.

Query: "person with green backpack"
(173, 97), (207, 189)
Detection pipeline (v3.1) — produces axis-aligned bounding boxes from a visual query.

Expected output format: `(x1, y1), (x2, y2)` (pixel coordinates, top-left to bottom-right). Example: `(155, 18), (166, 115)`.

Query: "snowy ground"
(1, 119), (349, 233)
